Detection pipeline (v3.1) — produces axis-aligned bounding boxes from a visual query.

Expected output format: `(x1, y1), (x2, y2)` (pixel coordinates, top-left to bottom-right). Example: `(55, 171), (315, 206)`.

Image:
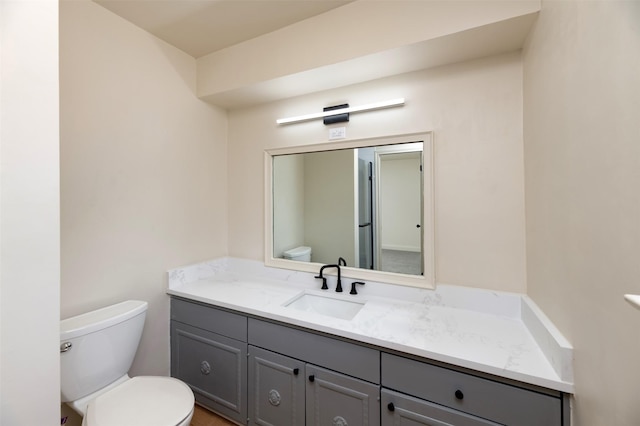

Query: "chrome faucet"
(315, 264), (343, 292)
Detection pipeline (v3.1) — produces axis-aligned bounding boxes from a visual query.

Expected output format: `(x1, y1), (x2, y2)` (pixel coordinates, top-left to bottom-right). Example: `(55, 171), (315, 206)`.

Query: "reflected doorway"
(375, 148), (423, 275)
(357, 149), (375, 270)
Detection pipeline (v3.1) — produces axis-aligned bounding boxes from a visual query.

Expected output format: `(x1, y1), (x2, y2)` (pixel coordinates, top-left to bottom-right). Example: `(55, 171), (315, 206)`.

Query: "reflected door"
(376, 150), (423, 275)
(357, 158), (374, 269)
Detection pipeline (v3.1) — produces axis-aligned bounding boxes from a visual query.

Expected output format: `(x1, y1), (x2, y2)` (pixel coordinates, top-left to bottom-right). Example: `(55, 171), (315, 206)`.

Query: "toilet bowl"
(83, 376), (194, 426)
(61, 300), (194, 426)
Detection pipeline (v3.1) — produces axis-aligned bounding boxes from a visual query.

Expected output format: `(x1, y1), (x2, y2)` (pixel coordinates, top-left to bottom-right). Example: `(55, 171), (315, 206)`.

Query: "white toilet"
(60, 300), (194, 426)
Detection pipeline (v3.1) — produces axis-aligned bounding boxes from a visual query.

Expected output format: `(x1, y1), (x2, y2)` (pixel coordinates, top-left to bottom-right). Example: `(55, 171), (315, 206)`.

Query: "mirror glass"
(265, 133), (435, 288)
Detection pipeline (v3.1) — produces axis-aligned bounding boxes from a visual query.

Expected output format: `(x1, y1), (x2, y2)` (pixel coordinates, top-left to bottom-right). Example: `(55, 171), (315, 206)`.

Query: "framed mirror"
(265, 132), (434, 288)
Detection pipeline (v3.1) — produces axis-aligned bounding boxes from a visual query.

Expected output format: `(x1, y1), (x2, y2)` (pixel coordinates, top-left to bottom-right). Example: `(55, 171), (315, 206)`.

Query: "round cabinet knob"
(293, 368), (299, 376)
(387, 402), (395, 412)
(455, 389), (464, 400)
(308, 375), (315, 382)
(200, 360), (211, 375)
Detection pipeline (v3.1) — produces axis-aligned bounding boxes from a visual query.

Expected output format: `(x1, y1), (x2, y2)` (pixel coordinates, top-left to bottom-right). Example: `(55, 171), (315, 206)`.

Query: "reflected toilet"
(283, 246), (312, 262)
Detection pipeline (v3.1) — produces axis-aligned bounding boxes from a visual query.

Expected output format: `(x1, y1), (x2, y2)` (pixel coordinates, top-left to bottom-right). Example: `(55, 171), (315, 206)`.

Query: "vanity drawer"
(171, 298), (247, 342)
(248, 318), (379, 383)
(381, 353), (562, 426)
(381, 389), (500, 426)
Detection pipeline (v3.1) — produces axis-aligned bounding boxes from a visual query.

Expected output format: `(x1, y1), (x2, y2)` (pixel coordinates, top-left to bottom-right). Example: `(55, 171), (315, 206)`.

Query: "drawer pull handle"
(387, 402), (395, 412)
(200, 360), (211, 375)
(309, 374), (315, 382)
(293, 368), (299, 375)
(455, 389), (464, 400)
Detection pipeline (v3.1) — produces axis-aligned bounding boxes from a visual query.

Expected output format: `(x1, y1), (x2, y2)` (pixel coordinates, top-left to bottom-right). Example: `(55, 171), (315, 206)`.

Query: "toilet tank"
(283, 246), (312, 262)
(60, 300), (147, 402)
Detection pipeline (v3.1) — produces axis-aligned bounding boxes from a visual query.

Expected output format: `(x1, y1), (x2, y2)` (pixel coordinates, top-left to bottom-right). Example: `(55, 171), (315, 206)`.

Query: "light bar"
(625, 294), (640, 310)
(276, 98), (405, 125)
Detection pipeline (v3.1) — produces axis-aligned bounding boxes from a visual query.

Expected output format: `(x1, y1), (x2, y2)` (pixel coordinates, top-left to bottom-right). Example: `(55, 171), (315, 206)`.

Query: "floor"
(190, 405), (236, 426)
(380, 249), (422, 275)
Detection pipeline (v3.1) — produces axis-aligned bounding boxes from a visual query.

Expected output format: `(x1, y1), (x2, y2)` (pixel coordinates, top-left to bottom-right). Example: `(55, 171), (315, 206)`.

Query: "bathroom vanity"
(168, 258), (573, 426)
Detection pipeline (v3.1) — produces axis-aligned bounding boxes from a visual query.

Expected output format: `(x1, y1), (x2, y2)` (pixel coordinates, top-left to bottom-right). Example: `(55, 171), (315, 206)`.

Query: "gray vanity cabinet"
(248, 318), (381, 426)
(381, 353), (563, 426)
(248, 318), (380, 384)
(248, 345), (305, 426)
(306, 364), (380, 426)
(381, 389), (500, 426)
(170, 299), (248, 425)
(247, 346), (380, 426)
(171, 298), (568, 426)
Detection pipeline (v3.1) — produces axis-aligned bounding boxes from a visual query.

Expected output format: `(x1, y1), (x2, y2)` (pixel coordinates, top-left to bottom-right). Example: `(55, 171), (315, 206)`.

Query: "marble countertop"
(167, 258), (574, 393)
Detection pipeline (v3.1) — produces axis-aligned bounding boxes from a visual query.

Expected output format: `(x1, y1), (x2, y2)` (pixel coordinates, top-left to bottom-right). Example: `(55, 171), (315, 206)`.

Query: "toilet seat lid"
(85, 376), (194, 426)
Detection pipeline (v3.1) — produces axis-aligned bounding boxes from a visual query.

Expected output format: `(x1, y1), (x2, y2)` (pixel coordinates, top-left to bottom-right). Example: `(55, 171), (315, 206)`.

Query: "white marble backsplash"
(521, 296), (574, 383)
(167, 257), (573, 392)
(168, 257), (522, 317)
(167, 257), (229, 285)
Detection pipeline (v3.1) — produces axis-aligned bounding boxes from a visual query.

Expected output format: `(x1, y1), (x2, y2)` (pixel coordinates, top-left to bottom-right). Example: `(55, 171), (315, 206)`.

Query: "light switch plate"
(329, 127), (346, 140)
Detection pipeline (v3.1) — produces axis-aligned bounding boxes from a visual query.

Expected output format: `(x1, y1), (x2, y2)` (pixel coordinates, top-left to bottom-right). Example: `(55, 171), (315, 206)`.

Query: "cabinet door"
(306, 365), (380, 426)
(248, 346), (305, 426)
(381, 389), (500, 426)
(171, 321), (247, 424)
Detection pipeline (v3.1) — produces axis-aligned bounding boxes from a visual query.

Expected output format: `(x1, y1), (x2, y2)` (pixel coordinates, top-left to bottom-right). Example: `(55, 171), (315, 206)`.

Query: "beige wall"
(272, 154), (305, 258)
(524, 0), (640, 424)
(228, 52), (526, 292)
(59, 0), (228, 377)
(0, 0), (60, 424)
(304, 150), (356, 265)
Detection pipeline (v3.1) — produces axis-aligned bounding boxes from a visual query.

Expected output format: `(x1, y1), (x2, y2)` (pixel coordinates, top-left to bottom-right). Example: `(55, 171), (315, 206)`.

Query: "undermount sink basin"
(284, 292), (365, 320)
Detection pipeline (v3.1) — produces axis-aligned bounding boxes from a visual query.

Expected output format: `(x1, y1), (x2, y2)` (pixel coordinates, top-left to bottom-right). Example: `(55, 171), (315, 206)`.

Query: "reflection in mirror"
(267, 134), (433, 288)
(374, 145), (424, 275)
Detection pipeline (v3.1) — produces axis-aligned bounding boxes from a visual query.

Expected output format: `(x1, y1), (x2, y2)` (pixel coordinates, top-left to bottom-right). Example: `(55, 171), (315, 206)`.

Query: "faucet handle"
(350, 281), (365, 295)
(315, 275), (328, 290)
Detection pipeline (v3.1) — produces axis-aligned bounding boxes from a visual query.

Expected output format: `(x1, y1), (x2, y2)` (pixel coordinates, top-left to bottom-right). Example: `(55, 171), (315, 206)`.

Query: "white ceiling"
(94, 0), (354, 58)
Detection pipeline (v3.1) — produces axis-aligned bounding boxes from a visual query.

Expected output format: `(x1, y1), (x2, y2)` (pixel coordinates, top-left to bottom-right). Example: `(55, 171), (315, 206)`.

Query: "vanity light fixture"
(276, 98), (405, 125)
(624, 294), (640, 310)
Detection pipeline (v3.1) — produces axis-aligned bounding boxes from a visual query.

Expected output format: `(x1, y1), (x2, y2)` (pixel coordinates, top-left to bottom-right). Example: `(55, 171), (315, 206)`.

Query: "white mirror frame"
(265, 132), (435, 289)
